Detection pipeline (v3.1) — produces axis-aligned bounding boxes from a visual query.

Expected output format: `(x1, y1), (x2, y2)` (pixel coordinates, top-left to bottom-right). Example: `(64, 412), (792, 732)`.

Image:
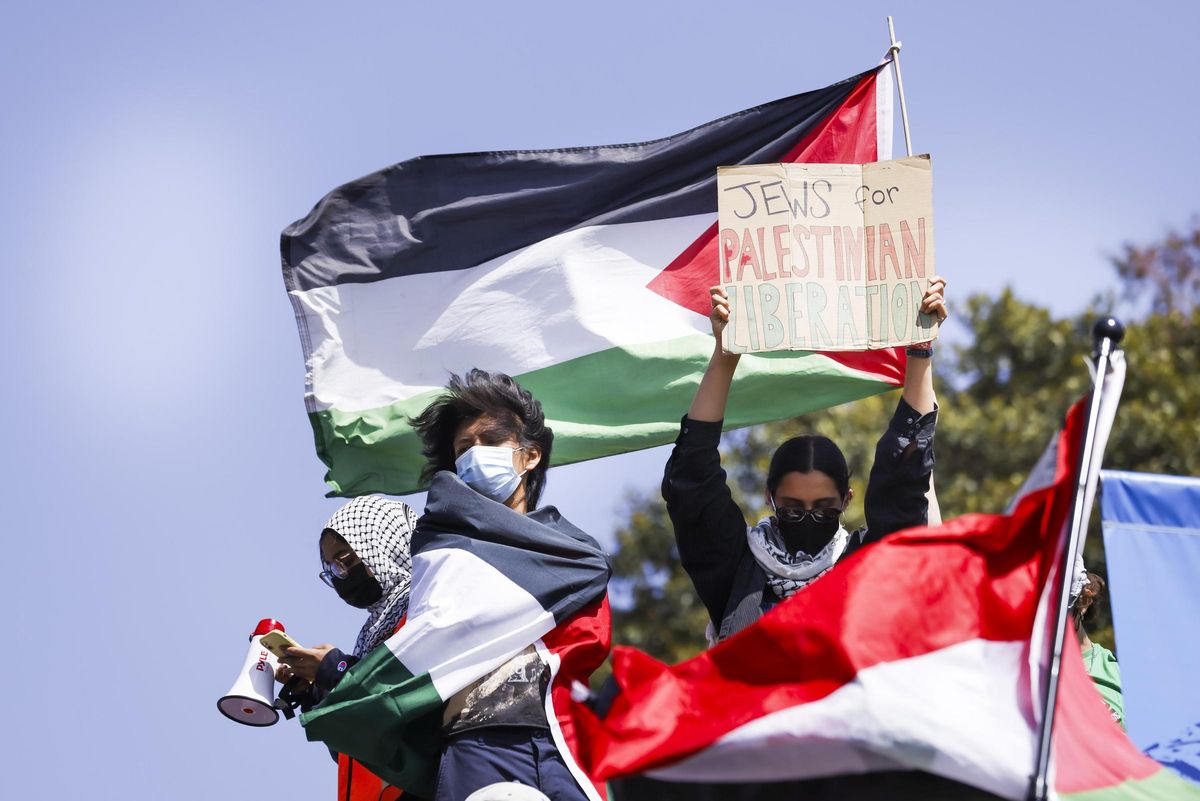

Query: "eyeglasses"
(318, 551), (361, 588)
(770, 499), (843, 525)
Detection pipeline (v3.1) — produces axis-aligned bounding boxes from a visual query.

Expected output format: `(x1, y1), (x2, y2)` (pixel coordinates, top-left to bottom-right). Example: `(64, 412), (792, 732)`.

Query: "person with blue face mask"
(412, 370), (554, 514)
(406, 369), (611, 801)
(454, 440), (533, 507)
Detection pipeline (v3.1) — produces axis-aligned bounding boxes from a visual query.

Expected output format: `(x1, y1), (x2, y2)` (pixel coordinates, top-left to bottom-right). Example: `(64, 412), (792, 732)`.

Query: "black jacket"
(663, 397), (937, 639)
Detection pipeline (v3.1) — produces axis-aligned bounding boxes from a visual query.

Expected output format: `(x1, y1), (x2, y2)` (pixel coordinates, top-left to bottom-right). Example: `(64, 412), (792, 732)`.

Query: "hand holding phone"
(260, 630), (303, 660)
(271, 638), (338, 685)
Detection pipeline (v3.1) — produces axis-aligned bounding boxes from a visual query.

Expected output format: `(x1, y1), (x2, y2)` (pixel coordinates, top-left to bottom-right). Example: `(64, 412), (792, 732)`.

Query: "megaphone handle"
(276, 674), (320, 718)
(274, 697), (296, 720)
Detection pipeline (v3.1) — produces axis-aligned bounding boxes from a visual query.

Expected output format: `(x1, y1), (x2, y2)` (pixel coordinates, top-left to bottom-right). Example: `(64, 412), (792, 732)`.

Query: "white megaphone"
(217, 618), (285, 726)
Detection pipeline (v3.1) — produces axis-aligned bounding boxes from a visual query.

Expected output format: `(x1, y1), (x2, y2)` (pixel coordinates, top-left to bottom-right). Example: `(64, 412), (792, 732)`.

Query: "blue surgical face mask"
(455, 445), (526, 504)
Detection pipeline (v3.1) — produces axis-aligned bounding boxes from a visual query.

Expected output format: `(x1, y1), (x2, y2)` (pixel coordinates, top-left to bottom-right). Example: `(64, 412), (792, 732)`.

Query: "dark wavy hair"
(766, 435), (851, 499)
(409, 369), (554, 510)
(1072, 571), (1106, 628)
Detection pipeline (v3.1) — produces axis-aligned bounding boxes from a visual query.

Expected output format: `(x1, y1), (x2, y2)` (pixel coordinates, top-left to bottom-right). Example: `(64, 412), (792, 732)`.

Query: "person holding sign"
(663, 277), (948, 643)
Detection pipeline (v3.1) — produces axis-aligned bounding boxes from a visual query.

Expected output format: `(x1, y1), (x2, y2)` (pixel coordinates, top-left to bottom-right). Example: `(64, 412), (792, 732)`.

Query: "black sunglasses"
(772, 503), (842, 525)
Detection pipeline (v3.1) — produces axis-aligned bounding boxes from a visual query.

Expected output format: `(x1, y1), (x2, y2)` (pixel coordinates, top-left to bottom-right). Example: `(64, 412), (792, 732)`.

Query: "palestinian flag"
(300, 473), (612, 799)
(576, 390), (1199, 799)
(282, 62), (902, 495)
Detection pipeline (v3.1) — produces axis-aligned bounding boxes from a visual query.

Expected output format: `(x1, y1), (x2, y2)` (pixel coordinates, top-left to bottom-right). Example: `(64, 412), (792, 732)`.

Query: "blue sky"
(3, 1), (1198, 796)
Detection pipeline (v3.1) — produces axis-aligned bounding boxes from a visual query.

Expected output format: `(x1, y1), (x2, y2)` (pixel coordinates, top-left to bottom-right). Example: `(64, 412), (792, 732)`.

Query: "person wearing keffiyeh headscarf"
(327, 495), (417, 657)
(275, 495), (417, 691)
(274, 496), (424, 801)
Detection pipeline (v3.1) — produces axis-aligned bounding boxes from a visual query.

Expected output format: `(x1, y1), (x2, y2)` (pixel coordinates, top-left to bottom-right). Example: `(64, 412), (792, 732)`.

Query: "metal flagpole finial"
(1092, 317), (1126, 355)
(1091, 316), (1125, 364)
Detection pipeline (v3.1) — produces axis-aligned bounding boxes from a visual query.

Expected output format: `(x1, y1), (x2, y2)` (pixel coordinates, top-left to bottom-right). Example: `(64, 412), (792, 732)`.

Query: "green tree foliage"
(610, 222), (1200, 664)
(1102, 305), (1200, 479)
(610, 491), (711, 664)
(1101, 217), (1200, 497)
(933, 290), (1091, 515)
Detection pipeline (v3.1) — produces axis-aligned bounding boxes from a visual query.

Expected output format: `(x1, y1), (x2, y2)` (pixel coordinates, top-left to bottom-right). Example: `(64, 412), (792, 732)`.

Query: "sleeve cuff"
(890, 397), (938, 438)
(314, 648), (358, 692)
(678, 415), (724, 448)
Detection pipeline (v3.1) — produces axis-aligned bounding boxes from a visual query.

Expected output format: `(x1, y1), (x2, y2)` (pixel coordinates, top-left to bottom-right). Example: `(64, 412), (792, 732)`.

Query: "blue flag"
(1101, 469), (1200, 784)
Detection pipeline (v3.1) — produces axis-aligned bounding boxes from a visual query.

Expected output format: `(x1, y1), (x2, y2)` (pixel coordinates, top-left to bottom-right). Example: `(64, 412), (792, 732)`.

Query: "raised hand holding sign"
(718, 155), (938, 353)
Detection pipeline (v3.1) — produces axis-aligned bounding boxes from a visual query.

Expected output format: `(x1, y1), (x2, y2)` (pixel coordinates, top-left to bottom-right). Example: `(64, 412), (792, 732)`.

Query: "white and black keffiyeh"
(323, 496), (417, 657)
(746, 517), (852, 600)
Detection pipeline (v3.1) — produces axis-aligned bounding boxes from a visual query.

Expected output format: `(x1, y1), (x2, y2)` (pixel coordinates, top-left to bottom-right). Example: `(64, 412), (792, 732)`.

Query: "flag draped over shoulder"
(301, 473), (612, 798)
(282, 64), (901, 495)
(571, 398), (1200, 801)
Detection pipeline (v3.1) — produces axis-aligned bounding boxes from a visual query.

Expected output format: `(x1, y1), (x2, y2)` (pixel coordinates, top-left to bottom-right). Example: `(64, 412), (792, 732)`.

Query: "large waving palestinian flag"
(282, 63), (901, 495)
(301, 473), (612, 799)
(573, 387), (1199, 799)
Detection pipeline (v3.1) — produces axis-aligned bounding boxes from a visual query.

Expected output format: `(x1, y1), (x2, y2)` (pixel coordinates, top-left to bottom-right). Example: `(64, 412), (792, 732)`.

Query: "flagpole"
(1029, 317), (1126, 801)
(886, 16), (914, 157)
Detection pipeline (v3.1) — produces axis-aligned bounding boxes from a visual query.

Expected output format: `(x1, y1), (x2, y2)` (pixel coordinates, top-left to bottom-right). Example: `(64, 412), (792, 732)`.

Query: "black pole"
(1029, 317), (1125, 801)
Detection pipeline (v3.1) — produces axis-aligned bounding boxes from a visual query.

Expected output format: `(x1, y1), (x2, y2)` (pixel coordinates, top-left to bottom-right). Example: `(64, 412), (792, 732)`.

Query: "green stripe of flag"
(310, 334), (898, 495)
(301, 643), (444, 795)
(1061, 767), (1200, 801)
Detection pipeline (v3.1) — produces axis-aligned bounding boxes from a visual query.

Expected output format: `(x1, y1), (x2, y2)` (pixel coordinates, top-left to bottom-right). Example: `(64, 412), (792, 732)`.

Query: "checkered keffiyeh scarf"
(746, 517), (852, 600)
(323, 496), (418, 656)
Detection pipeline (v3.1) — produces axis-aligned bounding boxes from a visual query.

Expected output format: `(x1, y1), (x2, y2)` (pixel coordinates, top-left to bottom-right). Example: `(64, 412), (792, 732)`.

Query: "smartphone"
(260, 630), (303, 660)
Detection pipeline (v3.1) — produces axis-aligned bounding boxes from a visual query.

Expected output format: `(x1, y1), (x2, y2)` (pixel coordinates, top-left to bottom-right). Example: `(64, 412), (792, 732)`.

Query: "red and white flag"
(571, 384), (1196, 800)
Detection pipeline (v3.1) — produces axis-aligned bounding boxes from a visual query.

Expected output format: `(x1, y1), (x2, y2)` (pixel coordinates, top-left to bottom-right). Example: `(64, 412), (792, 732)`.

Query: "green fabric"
(301, 645), (443, 797)
(309, 333), (897, 495)
(1061, 766), (1200, 801)
(1084, 642), (1126, 729)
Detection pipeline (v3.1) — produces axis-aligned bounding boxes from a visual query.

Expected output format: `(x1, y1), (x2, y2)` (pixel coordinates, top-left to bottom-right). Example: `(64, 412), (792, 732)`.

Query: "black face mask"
(331, 562), (384, 608)
(776, 514), (841, 556)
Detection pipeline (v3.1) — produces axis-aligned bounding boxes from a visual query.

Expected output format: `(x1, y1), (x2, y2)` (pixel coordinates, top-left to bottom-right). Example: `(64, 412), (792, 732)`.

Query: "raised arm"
(666, 286), (750, 627)
(900, 275), (947, 416)
(862, 277), (949, 542)
(688, 286), (741, 422)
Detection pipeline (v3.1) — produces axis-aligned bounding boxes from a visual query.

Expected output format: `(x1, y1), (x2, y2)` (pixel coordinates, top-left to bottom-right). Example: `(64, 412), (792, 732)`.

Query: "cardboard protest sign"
(718, 155), (937, 353)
